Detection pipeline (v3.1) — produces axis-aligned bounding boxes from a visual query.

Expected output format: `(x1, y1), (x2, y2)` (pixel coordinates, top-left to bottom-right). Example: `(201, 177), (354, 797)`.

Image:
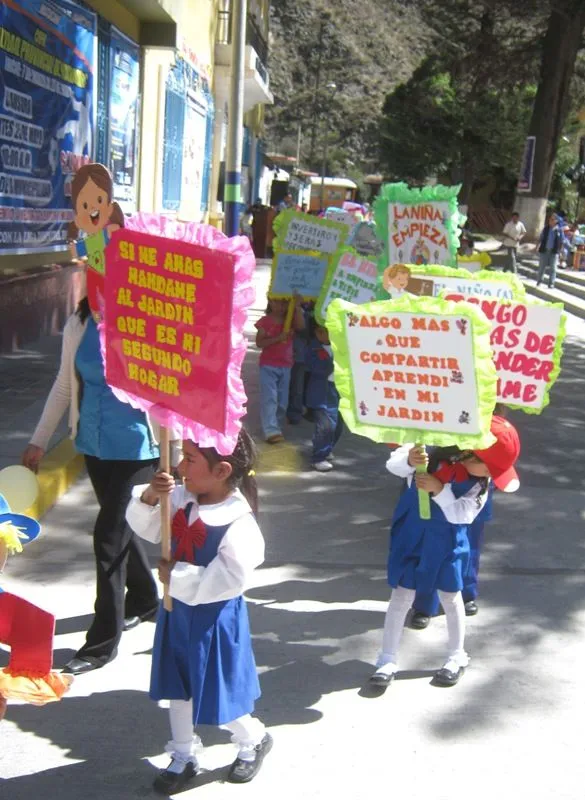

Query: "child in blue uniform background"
(306, 324), (343, 472)
(371, 416), (520, 688)
(126, 428), (272, 794)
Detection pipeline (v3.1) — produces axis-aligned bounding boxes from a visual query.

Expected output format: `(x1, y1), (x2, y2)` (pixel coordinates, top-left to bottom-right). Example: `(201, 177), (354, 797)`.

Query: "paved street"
(1, 261), (585, 799)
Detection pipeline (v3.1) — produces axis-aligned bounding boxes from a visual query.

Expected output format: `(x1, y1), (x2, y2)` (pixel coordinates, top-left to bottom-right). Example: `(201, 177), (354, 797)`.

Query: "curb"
(25, 437), (85, 520)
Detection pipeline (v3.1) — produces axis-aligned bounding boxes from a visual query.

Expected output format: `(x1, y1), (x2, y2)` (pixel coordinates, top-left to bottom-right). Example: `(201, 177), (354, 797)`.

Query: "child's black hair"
(76, 296), (91, 323)
(427, 446), (489, 508)
(198, 427), (259, 515)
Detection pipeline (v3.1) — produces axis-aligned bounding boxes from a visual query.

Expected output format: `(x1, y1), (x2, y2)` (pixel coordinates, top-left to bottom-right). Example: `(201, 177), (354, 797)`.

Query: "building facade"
(0, 0), (272, 352)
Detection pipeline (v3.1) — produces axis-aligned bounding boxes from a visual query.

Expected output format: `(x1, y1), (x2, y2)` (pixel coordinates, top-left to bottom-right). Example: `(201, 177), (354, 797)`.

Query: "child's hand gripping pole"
(159, 427), (173, 612)
(415, 443), (431, 520)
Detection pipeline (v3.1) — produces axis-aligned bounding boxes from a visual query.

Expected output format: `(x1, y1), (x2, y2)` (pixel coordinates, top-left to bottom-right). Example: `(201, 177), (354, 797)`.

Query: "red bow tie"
(434, 462), (470, 485)
(171, 509), (207, 561)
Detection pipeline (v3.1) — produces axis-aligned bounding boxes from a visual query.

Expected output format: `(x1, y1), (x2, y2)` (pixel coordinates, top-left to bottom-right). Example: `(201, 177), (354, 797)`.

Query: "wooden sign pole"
(415, 443), (431, 520)
(283, 296), (296, 332)
(159, 426), (173, 612)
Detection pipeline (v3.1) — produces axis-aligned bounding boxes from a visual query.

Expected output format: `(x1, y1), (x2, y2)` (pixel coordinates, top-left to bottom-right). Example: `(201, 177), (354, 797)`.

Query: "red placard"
(104, 228), (235, 433)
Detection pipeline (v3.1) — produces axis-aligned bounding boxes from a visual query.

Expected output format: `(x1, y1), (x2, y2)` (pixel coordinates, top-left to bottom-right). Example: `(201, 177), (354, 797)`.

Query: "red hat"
(473, 416), (520, 493)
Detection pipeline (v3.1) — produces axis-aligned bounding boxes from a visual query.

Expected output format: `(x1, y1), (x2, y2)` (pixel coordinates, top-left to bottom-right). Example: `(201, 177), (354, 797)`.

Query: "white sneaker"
(313, 460), (333, 472)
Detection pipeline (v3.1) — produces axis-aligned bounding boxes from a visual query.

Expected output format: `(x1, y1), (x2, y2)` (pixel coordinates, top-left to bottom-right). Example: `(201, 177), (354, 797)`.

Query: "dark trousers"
(78, 456), (159, 664)
(312, 406), (344, 462)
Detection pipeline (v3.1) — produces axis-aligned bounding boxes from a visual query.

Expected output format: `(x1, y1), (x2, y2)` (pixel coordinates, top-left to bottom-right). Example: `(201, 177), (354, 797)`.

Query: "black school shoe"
(228, 733), (273, 784)
(433, 665), (465, 687)
(409, 611), (431, 630)
(464, 600), (478, 616)
(153, 759), (198, 795)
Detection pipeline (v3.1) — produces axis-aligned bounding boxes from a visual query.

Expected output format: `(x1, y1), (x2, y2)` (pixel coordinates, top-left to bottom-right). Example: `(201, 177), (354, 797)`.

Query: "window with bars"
(162, 63), (186, 212)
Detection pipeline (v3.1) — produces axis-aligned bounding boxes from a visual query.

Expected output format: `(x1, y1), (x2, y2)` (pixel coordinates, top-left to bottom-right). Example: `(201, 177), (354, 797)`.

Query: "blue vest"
(75, 318), (159, 461)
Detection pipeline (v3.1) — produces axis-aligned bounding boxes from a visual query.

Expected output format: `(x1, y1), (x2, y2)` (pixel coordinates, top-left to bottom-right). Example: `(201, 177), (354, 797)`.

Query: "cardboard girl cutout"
(68, 164), (125, 316)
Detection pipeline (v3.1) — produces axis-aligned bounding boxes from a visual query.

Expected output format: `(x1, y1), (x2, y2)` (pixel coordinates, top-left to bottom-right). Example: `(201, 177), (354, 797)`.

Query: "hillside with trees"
(266, 0), (585, 227)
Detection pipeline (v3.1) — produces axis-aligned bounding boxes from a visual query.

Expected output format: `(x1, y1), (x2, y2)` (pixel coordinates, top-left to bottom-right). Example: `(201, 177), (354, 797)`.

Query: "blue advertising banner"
(109, 26), (139, 214)
(0, 0), (96, 252)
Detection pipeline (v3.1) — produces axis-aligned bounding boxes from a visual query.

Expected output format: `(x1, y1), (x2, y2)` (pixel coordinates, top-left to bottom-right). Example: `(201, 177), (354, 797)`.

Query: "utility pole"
(319, 82), (336, 212)
(224, 0), (247, 237)
(309, 12), (329, 168)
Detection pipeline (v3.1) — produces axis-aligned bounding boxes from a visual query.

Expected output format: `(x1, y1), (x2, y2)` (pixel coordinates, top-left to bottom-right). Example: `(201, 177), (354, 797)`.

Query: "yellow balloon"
(0, 466), (39, 513)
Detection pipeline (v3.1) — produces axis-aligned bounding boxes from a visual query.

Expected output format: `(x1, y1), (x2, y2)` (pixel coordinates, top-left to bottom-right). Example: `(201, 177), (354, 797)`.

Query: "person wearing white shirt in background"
(126, 428), (272, 795)
(502, 212), (527, 274)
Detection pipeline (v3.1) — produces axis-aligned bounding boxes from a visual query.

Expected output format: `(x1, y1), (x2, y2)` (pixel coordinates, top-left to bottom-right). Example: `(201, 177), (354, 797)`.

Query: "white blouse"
(126, 487), (265, 606)
(386, 445), (487, 525)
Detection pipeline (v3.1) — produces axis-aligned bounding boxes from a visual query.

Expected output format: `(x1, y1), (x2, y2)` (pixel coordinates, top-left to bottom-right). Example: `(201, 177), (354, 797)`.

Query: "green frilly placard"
(373, 183), (463, 270)
(326, 294), (497, 450)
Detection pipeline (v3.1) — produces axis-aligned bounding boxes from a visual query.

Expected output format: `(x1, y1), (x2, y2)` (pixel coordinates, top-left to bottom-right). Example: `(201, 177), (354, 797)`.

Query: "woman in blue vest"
(22, 297), (176, 675)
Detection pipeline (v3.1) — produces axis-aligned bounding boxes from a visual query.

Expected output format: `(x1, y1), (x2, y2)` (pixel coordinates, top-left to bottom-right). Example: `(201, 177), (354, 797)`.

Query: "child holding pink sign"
(126, 428), (272, 794)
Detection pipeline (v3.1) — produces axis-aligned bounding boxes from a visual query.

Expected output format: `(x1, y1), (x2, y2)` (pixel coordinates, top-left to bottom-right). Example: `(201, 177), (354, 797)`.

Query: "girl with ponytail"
(126, 427), (272, 794)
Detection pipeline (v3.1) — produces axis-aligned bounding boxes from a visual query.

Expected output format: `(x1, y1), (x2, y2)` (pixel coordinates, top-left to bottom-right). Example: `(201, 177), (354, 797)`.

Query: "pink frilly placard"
(99, 213), (255, 455)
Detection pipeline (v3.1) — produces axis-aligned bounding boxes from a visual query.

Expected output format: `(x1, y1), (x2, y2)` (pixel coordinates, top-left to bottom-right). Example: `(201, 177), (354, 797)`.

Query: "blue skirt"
(150, 595), (261, 726)
(388, 505), (470, 594)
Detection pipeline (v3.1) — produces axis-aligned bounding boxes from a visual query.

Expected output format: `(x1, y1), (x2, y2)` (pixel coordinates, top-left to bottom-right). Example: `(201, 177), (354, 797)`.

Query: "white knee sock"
(437, 590), (468, 668)
(223, 714), (266, 761)
(167, 699), (201, 770)
(377, 586), (416, 671)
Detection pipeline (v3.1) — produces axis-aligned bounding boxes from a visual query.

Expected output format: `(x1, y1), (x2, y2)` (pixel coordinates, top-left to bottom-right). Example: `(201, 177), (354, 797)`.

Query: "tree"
(514, 2), (585, 236)
(379, 56), (536, 203)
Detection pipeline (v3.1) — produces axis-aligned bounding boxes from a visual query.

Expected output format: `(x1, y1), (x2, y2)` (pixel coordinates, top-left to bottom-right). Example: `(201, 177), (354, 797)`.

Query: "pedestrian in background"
(536, 212), (563, 289)
(286, 302), (312, 426)
(305, 323), (343, 472)
(126, 429), (272, 794)
(255, 294), (304, 444)
(502, 212), (526, 273)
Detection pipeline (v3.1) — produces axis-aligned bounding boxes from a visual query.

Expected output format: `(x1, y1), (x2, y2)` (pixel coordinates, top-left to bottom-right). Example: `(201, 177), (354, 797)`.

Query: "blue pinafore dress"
(388, 472), (482, 594)
(150, 503), (261, 726)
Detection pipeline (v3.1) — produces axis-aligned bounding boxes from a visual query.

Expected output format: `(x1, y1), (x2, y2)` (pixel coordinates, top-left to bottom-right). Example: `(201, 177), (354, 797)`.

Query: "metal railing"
(216, 8), (268, 69)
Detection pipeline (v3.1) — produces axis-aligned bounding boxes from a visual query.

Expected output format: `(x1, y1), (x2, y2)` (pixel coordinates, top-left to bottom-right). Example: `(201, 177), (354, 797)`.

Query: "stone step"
(517, 270), (585, 319)
(517, 262), (585, 304)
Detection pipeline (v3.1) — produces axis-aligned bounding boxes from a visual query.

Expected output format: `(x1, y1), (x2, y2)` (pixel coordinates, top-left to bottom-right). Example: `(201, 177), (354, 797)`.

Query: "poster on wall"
(0, 0), (96, 252)
(374, 183), (462, 269)
(180, 87), (207, 221)
(109, 27), (140, 214)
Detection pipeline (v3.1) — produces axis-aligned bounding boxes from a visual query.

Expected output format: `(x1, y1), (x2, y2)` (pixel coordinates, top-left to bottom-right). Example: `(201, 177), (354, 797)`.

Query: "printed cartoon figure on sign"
(411, 238), (430, 265)
(382, 264), (412, 299)
(68, 164), (125, 316)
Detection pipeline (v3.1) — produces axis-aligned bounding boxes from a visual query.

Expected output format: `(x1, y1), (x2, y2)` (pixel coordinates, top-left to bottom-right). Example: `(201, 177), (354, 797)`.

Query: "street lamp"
(319, 82), (337, 212)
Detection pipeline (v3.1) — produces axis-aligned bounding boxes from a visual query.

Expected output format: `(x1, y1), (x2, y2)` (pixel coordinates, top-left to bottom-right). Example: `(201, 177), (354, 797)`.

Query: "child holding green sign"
(371, 416), (520, 688)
